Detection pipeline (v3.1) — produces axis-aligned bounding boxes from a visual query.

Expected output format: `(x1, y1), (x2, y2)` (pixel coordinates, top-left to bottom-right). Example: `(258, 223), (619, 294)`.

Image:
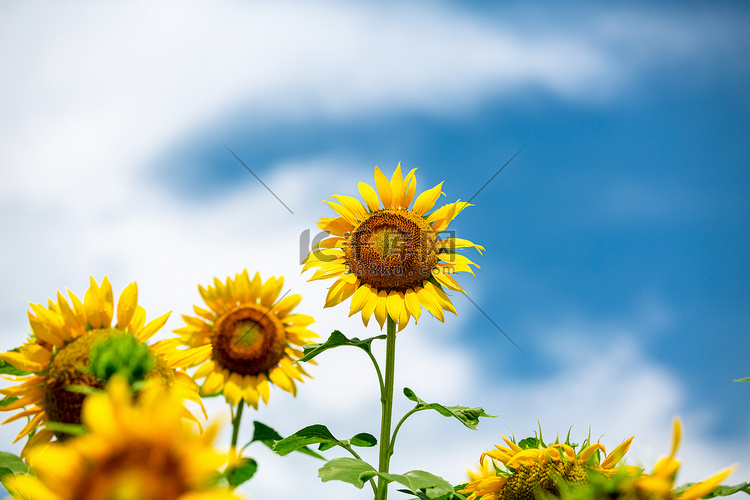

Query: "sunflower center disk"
(74, 445), (187, 500)
(43, 328), (173, 440)
(503, 462), (588, 500)
(211, 305), (287, 376)
(344, 209), (438, 292)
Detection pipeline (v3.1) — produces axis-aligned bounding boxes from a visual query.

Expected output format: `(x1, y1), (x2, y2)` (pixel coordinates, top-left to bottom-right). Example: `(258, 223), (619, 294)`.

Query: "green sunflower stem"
(376, 316), (397, 500)
(228, 400), (245, 488)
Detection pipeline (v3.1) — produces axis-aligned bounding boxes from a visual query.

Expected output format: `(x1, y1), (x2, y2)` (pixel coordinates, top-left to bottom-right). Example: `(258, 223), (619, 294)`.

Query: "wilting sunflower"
(0, 277), (203, 454)
(615, 418), (734, 500)
(5, 376), (243, 500)
(153, 270), (317, 408)
(461, 429), (640, 500)
(303, 163), (483, 330)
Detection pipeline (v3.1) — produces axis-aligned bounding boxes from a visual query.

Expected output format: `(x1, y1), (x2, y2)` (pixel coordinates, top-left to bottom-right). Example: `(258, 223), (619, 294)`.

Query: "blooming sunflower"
(0, 277), (203, 454)
(461, 430), (640, 500)
(621, 418), (734, 500)
(152, 270), (317, 408)
(5, 376), (243, 500)
(303, 163), (483, 330)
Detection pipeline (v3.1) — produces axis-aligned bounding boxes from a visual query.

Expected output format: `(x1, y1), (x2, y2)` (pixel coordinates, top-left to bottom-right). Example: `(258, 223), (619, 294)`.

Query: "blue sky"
(1, 1), (748, 498)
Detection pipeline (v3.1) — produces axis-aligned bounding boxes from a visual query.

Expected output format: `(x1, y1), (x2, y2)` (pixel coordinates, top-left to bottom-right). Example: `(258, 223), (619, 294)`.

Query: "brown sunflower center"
(344, 209), (438, 292)
(71, 443), (188, 500)
(503, 461), (589, 500)
(211, 305), (287, 376)
(43, 328), (173, 440)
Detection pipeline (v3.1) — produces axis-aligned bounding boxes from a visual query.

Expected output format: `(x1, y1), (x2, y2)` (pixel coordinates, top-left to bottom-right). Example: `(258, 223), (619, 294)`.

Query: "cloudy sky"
(1, 1), (749, 499)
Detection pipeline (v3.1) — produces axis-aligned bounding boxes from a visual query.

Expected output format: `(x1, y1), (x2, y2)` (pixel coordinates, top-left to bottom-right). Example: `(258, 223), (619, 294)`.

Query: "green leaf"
(673, 482), (750, 498)
(273, 424), (376, 456)
(0, 452), (27, 476)
(248, 421), (324, 460)
(226, 458), (258, 487)
(299, 330), (385, 363)
(0, 360), (30, 376)
(403, 388), (497, 430)
(318, 457), (376, 489)
(44, 421), (86, 437)
(365, 470), (461, 499)
(734, 377), (750, 382)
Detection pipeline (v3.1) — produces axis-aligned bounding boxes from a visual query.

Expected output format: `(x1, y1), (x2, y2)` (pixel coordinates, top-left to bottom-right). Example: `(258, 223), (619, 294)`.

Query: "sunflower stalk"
(376, 316), (398, 500)
(228, 400), (245, 487)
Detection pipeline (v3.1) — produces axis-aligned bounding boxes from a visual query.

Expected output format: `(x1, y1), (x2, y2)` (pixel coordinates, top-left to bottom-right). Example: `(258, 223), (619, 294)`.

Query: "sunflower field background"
(0, 1), (748, 499)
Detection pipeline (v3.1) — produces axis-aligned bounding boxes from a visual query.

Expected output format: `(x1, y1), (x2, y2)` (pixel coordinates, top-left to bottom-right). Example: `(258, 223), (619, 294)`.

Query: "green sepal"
(318, 457), (376, 488)
(298, 330), (385, 363)
(273, 424), (376, 456)
(673, 482), (750, 498)
(225, 458), (258, 487)
(0, 360), (31, 377)
(247, 421), (325, 460)
(0, 396), (19, 408)
(403, 387), (497, 430)
(44, 421), (86, 437)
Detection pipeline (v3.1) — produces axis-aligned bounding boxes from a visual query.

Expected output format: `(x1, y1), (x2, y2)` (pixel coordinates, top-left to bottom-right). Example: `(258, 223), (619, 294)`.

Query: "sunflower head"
(461, 428), (639, 500)
(5, 375), (244, 500)
(304, 163), (484, 330)
(0, 277), (202, 451)
(152, 270), (318, 408)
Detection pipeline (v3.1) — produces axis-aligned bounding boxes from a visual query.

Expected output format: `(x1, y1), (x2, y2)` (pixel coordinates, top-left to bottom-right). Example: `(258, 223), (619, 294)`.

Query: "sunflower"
(619, 418), (734, 500)
(5, 376), (243, 500)
(152, 270), (317, 408)
(303, 163), (483, 330)
(461, 430), (640, 500)
(0, 277), (203, 454)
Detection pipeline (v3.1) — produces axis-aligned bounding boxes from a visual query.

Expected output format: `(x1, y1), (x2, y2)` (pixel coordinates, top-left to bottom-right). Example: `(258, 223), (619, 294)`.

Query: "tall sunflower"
(0, 277), (203, 454)
(5, 376), (243, 500)
(461, 430), (640, 500)
(152, 270), (317, 408)
(303, 163), (483, 330)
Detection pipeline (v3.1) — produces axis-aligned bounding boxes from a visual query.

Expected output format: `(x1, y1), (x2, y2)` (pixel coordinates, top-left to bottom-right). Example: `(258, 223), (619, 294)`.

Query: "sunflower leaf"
(0, 452), (27, 476)
(0, 360), (30, 376)
(273, 424), (376, 456)
(403, 387), (497, 430)
(363, 470), (460, 499)
(249, 421), (324, 460)
(298, 330), (386, 362)
(734, 377), (750, 382)
(673, 483), (750, 498)
(225, 458), (258, 487)
(318, 457), (377, 489)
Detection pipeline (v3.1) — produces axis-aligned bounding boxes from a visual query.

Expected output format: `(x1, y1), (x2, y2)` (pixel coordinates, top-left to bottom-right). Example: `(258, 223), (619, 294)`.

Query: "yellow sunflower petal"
(361, 290), (379, 327)
(358, 181), (380, 212)
(269, 366), (297, 396)
(325, 279), (357, 309)
(403, 289), (422, 323)
(273, 294), (302, 318)
(680, 467), (735, 500)
(135, 311), (170, 342)
(260, 276), (284, 307)
(116, 282), (138, 329)
(374, 290), (389, 329)
(402, 168), (418, 208)
(390, 162), (404, 208)
(349, 284), (372, 316)
(412, 181), (444, 216)
(373, 165), (393, 209)
(331, 194), (368, 221)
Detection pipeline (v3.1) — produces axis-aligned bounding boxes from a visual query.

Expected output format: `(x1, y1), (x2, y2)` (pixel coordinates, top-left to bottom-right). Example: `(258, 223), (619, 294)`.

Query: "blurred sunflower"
(616, 418), (734, 500)
(461, 430), (640, 500)
(5, 376), (243, 500)
(303, 163), (483, 330)
(153, 270), (317, 408)
(0, 277), (203, 454)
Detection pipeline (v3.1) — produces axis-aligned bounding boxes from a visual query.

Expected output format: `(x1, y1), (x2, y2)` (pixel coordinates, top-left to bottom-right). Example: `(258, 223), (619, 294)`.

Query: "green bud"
(89, 333), (156, 386)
